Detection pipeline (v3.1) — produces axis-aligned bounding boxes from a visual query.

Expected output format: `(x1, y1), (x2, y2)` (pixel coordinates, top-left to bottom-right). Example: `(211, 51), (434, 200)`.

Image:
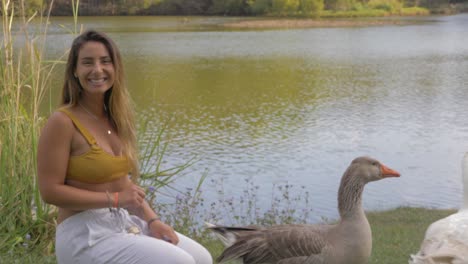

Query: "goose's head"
(338, 156), (400, 217)
(346, 156), (400, 184)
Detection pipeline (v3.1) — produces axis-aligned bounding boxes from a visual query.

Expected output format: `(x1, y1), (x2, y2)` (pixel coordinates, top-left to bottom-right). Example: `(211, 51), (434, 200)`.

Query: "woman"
(37, 30), (213, 264)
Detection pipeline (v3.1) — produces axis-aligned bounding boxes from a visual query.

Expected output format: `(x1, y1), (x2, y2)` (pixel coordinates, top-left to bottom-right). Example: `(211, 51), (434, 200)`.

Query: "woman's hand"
(118, 183), (145, 209)
(148, 220), (179, 245)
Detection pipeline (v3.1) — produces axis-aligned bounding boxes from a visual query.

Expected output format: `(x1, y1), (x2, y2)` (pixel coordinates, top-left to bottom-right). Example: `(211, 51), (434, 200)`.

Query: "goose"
(409, 153), (468, 264)
(207, 156), (400, 264)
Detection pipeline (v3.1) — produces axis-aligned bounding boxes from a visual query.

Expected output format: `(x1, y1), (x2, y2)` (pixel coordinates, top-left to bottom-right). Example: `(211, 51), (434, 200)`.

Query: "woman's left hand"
(148, 220), (179, 245)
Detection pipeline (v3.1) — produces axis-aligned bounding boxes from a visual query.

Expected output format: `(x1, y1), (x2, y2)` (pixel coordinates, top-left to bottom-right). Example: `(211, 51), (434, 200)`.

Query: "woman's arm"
(37, 111), (107, 210)
(129, 199), (179, 245)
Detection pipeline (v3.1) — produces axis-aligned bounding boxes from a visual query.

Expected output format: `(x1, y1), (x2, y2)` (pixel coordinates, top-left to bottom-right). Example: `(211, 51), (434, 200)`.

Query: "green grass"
(367, 207), (455, 264)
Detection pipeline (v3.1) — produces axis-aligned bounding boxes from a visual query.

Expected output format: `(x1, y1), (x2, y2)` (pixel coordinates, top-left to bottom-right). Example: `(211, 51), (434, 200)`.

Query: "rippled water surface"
(40, 14), (468, 222)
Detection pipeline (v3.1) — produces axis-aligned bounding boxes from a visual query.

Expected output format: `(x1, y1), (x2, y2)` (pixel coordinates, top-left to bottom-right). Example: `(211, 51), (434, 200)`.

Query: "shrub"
(300, 0), (325, 14)
(368, 0), (402, 13)
(272, 0), (300, 15)
(248, 0), (273, 14)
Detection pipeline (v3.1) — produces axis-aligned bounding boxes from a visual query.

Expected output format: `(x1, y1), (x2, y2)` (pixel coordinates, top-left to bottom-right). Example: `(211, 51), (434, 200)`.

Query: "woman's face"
(75, 41), (115, 96)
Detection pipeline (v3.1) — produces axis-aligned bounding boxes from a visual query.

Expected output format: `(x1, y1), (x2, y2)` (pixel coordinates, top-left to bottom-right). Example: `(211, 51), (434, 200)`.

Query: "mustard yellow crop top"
(58, 108), (131, 184)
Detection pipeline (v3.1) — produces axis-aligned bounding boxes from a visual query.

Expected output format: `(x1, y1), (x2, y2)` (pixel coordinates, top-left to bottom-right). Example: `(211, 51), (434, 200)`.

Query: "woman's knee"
(193, 247), (213, 264)
(176, 233), (213, 264)
(167, 251), (197, 264)
(139, 238), (197, 264)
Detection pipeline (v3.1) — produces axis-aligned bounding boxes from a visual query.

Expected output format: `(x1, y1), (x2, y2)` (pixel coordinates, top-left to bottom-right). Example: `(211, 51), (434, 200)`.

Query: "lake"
(37, 14), (468, 223)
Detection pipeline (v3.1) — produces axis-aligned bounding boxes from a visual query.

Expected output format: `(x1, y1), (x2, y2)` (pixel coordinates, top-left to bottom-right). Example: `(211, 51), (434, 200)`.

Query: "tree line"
(12, 0), (468, 17)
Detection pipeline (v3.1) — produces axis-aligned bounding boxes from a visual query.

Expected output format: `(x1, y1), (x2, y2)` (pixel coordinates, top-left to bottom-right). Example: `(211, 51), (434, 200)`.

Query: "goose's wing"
(265, 224), (331, 260)
(218, 224), (332, 263)
(276, 254), (325, 264)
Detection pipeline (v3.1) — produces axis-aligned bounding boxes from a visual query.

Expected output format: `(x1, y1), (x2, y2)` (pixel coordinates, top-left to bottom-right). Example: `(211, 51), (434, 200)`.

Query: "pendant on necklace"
(107, 130), (112, 135)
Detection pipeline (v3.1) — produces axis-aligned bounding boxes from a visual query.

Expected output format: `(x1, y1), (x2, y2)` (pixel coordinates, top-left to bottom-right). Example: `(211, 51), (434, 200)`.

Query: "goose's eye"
(372, 162), (378, 166)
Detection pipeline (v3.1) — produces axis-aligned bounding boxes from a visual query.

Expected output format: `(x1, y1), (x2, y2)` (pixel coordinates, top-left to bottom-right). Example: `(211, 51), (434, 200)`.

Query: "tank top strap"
(58, 107), (97, 146)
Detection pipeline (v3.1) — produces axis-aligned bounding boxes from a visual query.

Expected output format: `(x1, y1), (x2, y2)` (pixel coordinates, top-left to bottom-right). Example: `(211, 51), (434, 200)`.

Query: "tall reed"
(0, 0), (65, 253)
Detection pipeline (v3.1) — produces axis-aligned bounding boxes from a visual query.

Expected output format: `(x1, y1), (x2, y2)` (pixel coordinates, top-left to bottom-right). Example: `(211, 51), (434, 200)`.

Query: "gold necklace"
(79, 102), (112, 135)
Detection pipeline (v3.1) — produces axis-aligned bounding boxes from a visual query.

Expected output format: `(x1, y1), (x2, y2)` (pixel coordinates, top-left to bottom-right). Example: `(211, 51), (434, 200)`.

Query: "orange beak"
(381, 164), (400, 177)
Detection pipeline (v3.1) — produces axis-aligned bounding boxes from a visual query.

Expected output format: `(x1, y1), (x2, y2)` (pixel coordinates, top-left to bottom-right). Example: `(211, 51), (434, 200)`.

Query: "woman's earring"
(74, 73), (77, 78)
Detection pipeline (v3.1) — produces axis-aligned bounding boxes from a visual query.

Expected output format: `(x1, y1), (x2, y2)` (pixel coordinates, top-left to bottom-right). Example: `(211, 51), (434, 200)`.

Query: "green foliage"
(247, 0), (273, 14)
(24, 0), (44, 16)
(418, 0), (450, 8)
(143, 0), (161, 9)
(325, 0), (357, 11)
(0, 0), (62, 255)
(272, 0), (300, 14)
(152, 0), (212, 15)
(137, 117), (198, 192)
(44, 0), (439, 16)
(6, 0), (45, 16)
(320, 8), (388, 16)
(136, 116), (210, 237)
(206, 178), (312, 226)
(48, 0), (74, 15)
(351, 2), (365, 10)
(299, 0), (325, 14)
(208, 0), (250, 15)
(400, 6), (430, 14)
(368, 0), (402, 13)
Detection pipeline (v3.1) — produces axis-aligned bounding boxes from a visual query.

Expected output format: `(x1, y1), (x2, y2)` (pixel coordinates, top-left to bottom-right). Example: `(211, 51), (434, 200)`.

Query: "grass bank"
(0, 207), (456, 263)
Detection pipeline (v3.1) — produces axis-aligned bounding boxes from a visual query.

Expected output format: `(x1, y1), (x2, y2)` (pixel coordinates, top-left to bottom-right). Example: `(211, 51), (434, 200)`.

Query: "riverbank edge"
(221, 15), (429, 29)
(0, 206), (457, 263)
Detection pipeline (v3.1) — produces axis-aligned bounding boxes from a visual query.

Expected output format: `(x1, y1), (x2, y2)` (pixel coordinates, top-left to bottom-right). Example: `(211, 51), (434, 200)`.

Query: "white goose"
(207, 156), (400, 264)
(409, 153), (468, 264)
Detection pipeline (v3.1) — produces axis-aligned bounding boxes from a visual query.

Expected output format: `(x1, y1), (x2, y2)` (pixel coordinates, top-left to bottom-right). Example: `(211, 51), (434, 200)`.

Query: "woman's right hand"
(118, 183), (145, 209)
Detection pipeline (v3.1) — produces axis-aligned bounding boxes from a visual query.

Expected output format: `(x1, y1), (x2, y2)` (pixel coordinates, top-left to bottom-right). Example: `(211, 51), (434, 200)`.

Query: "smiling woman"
(74, 41), (115, 97)
(74, 41), (117, 137)
(36, 30), (213, 264)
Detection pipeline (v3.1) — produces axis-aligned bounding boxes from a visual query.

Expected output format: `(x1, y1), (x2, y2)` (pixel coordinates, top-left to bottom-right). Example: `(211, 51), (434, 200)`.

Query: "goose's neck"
(338, 175), (366, 219)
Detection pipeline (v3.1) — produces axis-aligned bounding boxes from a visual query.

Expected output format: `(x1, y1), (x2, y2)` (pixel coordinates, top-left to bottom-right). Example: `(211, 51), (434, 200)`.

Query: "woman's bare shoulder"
(41, 109), (75, 137)
(37, 109), (76, 160)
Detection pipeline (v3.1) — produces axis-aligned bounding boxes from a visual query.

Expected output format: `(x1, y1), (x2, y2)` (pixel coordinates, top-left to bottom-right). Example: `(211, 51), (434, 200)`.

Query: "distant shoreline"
(222, 18), (418, 29)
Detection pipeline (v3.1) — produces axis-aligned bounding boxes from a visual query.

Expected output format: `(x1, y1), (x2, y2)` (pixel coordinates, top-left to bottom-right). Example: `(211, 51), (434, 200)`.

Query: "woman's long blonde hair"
(61, 30), (140, 179)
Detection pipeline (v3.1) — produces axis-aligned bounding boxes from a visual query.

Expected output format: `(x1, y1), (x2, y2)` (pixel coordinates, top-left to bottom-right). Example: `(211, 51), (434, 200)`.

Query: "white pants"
(55, 209), (213, 264)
